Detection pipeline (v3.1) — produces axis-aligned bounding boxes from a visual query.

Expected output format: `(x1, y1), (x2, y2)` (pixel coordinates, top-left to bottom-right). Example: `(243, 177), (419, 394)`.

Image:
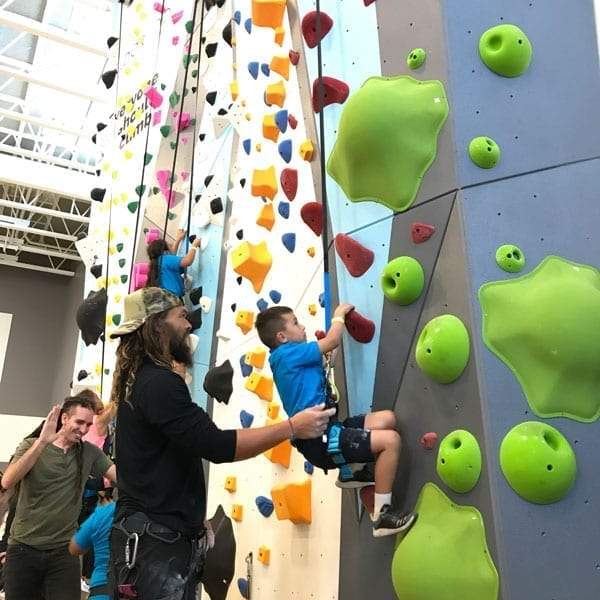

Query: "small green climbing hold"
(168, 211), (176, 220)
(143, 152), (153, 165)
(469, 136), (500, 169)
(406, 48), (426, 70)
(152, 186), (160, 195)
(495, 244), (525, 273)
(437, 430), (482, 493)
(500, 421), (576, 504)
(127, 201), (139, 214)
(160, 125), (171, 138)
(479, 24), (532, 78)
(192, 69), (199, 78)
(169, 92), (180, 108)
(116, 243), (124, 253)
(118, 258), (126, 268)
(170, 142), (177, 150)
(112, 314), (121, 326)
(120, 274), (128, 284)
(416, 315), (470, 384)
(381, 256), (425, 305)
(191, 54), (199, 63)
(183, 54), (191, 68)
(185, 20), (194, 34)
(391, 483), (499, 600)
(134, 185), (145, 198)
(160, 83), (166, 91)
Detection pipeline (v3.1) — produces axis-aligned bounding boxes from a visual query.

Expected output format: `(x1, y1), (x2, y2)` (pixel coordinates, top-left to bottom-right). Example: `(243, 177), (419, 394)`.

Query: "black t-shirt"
(114, 359), (237, 535)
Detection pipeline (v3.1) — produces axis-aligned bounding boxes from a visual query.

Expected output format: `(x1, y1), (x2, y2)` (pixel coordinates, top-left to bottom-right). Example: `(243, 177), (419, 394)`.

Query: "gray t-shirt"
(9, 438), (113, 549)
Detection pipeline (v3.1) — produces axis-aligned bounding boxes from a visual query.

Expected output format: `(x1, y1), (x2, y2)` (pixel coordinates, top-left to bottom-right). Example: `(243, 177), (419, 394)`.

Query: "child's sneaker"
(335, 464), (375, 489)
(372, 505), (417, 538)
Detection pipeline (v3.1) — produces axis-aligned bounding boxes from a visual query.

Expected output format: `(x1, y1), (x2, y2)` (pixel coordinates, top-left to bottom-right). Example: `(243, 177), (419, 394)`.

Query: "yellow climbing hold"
(231, 504), (244, 522)
(300, 140), (314, 161)
(230, 80), (239, 101)
(271, 479), (311, 524)
(251, 0), (286, 29)
(270, 55), (290, 80)
(258, 545), (271, 566)
(231, 240), (272, 293)
(251, 166), (278, 200)
(263, 114), (280, 142)
(265, 80), (286, 108)
(245, 371), (273, 401)
(308, 304), (318, 316)
(245, 347), (267, 369)
(224, 476), (237, 492)
(235, 310), (255, 335)
(274, 26), (285, 46)
(267, 402), (280, 419)
(124, 150), (134, 160)
(256, 203), (276, 231)
(307, 246), (316, 257)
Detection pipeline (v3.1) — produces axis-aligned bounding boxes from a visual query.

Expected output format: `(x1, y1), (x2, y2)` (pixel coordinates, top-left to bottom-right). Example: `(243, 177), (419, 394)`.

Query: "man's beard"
(169, 328), (193, 367)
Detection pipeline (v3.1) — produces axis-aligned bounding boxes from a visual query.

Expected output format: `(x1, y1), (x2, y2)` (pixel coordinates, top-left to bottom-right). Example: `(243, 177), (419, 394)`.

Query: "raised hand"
(39, 405), (61, 445)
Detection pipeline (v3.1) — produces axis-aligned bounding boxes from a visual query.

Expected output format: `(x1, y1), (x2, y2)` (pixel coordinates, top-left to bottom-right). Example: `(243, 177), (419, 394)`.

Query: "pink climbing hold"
(180, 171), (190, 181)
(420, 432), (438, 450)
(312, 77), (349, 113)
(145, 228), (161, 244)
(345, 309), (375, 343)
(280, 168), (298, 201)
(411, 222), (436, 244)
(144, 86), (163, 109)
(288, 114), (298, 129)
(152, 110), (162, 125)
(180, 136), (189, 144)
(153, 2), (166, 13)
(156, 170), (172, 189)
(175, 111), (191, 132)
(359, 485), (375, 515)
(131, 262), (150, 292)
(172, 36), (180, 46)
(171, 10), (184, 24)
(300, 202), (323, 236)
(334, 234), (374, 277)
(289, 50), (300, 66)
(301, 11), (334, 49)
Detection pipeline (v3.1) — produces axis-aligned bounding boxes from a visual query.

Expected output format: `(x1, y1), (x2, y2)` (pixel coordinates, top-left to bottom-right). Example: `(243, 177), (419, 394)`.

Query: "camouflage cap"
(110, 287), (182, 338)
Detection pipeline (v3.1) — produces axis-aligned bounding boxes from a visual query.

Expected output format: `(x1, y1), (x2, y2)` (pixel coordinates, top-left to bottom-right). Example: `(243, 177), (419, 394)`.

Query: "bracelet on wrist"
(288, 418), (295, 438)
(331, 317), (345, 325)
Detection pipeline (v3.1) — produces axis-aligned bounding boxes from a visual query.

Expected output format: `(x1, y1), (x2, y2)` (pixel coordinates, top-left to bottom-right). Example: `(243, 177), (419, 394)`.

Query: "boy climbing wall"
(256, 305), (416, 537)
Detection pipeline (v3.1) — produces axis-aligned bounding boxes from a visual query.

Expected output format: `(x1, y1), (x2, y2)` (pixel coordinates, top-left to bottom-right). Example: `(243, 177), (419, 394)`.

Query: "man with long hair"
(108, 287), (334, 599)
(1, 397), (117, 600)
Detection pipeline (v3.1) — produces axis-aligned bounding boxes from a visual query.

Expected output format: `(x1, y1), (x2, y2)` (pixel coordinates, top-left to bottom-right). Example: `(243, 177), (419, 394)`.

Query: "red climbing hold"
(312, 77), (349, 113)
(301, 11), (334, 49)
(280, 168), (298, 201)
(289, 50), (300, 66)
(314, 330), (326, 340)
(411, 222), (436, 244)
(288, 114), (298, 129)
(363, 0), (377, 5)
(334, 234), (374, 277)
(359, 485), (375, 515)
(345, 309), (375, 343)
(420, 432), (438, 450)
(300, 202), (323, 236)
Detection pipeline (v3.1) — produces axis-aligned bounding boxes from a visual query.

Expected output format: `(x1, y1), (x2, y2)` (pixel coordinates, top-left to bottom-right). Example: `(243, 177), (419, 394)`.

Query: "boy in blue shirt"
(69, 490), (115, 600)
(256, 304), (416, 537)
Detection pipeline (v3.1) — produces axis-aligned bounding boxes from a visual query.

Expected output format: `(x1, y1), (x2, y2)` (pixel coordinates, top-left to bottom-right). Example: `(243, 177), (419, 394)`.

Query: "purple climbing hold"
(243, 138), (251, 155)
(278, 139), (292, 163)
(248, 61), (259, 80)
(282, 232), (296, 253)
(278, 202), (290, 219)
(255, 495), (274, 517)
(244, 18), (252, 34)
(304, 461), (314, 475)
(239, 354), (253, 377)
(275, 109), (288, 133)
(240, 410), (254, 428)
(261, 63), (270, 76)
(269, 290), (282, 303)
(257, 298), (268, 312)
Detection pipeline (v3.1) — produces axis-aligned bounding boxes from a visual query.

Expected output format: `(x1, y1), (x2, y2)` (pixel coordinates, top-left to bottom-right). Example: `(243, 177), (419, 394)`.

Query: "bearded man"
(108, 287), (334, 599)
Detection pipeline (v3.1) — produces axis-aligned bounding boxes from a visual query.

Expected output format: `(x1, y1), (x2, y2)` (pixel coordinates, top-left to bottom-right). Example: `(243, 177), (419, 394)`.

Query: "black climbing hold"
(90, 188), (106, 202)
(90, 264), (103, 279)
(96, 122), (107, 132)
(231, 303), (237, 312)
(236, 229), (243, 240)
(206, 90), (217, 106)
(205, 43), (218, 58)
(222, 21), (232, 47)
(91, 134), (97, 144)
(187, 308), (203, 332)
(205, 174), (214, 187)
(76, 288), (107, 346)
(217, 108), (228, 116)
(239, 178), (246, 188)
(106, 36), (119, 49)
(189, 234), (197, 244)
(236, 276), (242, 285)
(101, 69), (117, 89)
(189, 286), (203, 306)
(77, 369), (89, 382)
(203, 360), (234, 404)
(210, 197), (223, 214)
(199, 133), (206, 141)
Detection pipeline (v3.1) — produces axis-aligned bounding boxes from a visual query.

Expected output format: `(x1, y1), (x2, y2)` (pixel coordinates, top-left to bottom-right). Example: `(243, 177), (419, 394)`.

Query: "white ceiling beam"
(0, 65), (107, 103)
(0, 143), (98, 174)
(0, 153), (96, 199)
(0, 10), (109, 57)
(0, 258), (74, 276)
(0, 107), (90, 137)
(17, 244), (81, 261)
(0, 221), (78, 242)
(0, 199), (90, 223)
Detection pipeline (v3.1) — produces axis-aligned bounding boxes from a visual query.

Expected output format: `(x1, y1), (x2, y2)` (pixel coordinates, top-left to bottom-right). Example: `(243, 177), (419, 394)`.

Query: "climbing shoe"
(335, 463), (375, 489)
(372, 505), (417, 538)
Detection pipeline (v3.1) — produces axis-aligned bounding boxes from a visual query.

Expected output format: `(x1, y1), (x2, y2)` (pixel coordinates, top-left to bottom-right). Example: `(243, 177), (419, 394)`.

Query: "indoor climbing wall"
(202, 1), (343, 598)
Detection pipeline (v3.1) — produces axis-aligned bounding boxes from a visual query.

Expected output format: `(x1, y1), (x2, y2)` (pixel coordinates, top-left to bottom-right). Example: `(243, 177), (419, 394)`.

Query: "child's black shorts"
(293, 414), (375, 470)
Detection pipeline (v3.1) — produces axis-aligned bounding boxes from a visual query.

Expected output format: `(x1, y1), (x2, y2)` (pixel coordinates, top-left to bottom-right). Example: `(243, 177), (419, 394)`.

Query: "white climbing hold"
(200, 296), (213, 312)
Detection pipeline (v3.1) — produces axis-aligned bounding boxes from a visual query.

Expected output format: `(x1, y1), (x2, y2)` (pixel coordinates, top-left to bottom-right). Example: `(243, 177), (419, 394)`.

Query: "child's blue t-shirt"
(269, 341), (326, 417)
(74, 502), (116, 598)
(158, 254), (184, 297)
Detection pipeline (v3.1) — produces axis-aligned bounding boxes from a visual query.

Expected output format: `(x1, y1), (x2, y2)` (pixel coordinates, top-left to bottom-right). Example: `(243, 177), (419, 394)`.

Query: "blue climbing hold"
(248, 61), (259, 80)
(244, 18), (252, 34)
(304, 461), (314, 475)
(242, 138), (251, 155)
(261, 63), (270, 77)
(239, 354), (253, 377)
(282, 232), (296, 253)
(275, 109), (288, 133)
(240, 409), (254, 428)
(233, 10), (241, 24)
(257, 298), (268, 312)
(278, 139), (292, 163)
(318, 293), (324, 308)
(255, 495), (275, 517)
(278, 202), (290, 219)
(238, 578), (250, 599)
(269, 290), (282, 303)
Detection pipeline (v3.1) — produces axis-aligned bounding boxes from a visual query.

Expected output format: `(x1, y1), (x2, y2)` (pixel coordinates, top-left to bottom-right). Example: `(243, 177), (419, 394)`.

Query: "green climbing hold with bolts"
(381, 256), (425, 305)
(496, 244), (525, 273)
(469, 136), (501, 169)
(407, 48), (426, 70)
(437, 430), (482, 493)
(479, 24), (532, 77)
(500, 421), (576, 504)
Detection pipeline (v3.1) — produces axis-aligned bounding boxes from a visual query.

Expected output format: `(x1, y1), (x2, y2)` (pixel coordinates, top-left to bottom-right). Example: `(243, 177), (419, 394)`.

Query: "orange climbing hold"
(271, 479), (312, 524)
(274, 26), (285, 46)
(262, 114), (279, 142)
(256, 203), (276, 231)
(307, 246), (316, 257)
(264, 418), (292, 467)
(252, 0), (286, 29)
(252, 166), (278, 200)
(267, 402), (280, 419)
(231, 241), (273, 293)
(230, 81), (239, 101)
(308, 304), (318, 316)
(236, 310), (255, 335)
(245, 371), (273, 401)
(245, 347), (267, 369)
(224, 476), (237, 492)
(299, 140), (314, 161)
(258, 545), (271, 566)
(231, 504), (244, 521)
(270, 55), (290, 80)
(265, 80), (286, 108)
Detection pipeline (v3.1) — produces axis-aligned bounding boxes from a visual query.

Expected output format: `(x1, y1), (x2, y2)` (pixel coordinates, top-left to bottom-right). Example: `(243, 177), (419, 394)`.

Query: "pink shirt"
(83, 418), (107, 449)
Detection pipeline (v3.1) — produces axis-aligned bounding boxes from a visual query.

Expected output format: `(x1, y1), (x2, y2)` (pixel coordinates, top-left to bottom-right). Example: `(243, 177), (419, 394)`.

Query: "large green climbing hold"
(327, 75), (449, 212)
(437, 430), (482, 493)
(391, 483), (499, 600)
(499, 421), (576, 504)
(479, 24), (532, 77)
(160, 125), (171, 138)
(416, 315), (470, 384)
(169, 91), (180, 108)
(469, 136), (500, 169)
(381, 256), (425, 305)
(495, 244), (525, 273)
(479, 256), (600, 422)
(407, 48), (426, 70)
